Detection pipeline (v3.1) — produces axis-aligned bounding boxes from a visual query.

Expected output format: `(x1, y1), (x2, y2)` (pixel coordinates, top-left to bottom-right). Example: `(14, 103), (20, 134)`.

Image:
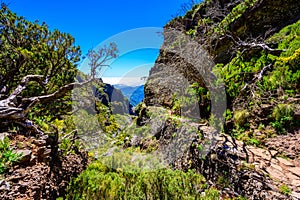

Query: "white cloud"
(102, 77), (146, 87)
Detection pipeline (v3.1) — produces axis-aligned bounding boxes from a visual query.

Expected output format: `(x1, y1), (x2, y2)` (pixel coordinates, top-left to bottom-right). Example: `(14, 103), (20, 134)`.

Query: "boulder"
(15, 149), (32, 164)
(0, 132), (9, 141)
(33, 139), (46, 147)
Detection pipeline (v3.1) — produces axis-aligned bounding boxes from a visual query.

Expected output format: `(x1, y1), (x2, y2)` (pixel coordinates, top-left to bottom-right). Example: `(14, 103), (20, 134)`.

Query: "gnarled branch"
(0, 43), (118, 136)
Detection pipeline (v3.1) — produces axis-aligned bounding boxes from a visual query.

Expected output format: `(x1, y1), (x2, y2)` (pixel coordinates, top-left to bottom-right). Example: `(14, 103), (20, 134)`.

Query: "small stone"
(15, 149), (32, 164)
(0, 180), (10, 190)
(5, 183), (11, 190)
(270, 150), (278, 157)
(13, 192), (20, 197)
(129, 135), (141, 147)
(39, 135), (48, 141)
(30, 155), (37, 165)
(37, 146), (46, 155)
(19, 181), (29, 187)
(0, 132), (9, 141)
(42, 149), (51, 158)
(33, 140), (46, 147)
(0, 185), (5, 191)
(270, 159), (279, 167)
(31, 185), (40, 191)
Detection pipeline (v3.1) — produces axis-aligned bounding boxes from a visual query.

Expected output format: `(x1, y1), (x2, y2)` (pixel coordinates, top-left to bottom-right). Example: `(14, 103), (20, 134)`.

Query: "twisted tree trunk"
(0, 74), (94, 134)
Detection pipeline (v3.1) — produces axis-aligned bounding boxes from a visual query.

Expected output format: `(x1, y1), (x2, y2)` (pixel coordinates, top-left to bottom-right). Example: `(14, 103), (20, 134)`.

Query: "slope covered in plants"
(1, 0), (300, 199)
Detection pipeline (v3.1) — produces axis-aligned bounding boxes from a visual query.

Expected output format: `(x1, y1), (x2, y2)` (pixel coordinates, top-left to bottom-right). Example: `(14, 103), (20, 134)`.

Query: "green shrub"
(202, 188), (220, 200)
(247, 137), (260, 146)
(0, 137), (22, 174)
(270, 104), (294, 134)
(235, 196), (248, 200)
(279, 184), (291, 195)
(272, 104), (294, 122)
(219, 0), (259, 30)
(65, 161), (212, 200)
(224, 109), (233, 121)
(217, 175), (229, 188)
(234, 109), (250, 128)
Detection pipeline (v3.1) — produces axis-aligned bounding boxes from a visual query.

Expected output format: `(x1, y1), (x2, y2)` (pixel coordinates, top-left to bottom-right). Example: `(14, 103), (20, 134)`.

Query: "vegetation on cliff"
(1, 0), (300, 199)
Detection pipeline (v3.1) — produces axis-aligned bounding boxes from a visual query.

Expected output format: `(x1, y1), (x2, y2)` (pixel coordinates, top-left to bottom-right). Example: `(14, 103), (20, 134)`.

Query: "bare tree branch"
(0, 43), (118, 135)
(226, 33), (284, 55)
(241, 63), (273, 92)
(0, 75), (43, 106)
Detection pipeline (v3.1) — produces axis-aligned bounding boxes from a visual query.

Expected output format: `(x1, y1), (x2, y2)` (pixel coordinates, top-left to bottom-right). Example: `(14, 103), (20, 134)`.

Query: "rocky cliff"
(145, 0), (300, 107)
(142, 0), (300, 199)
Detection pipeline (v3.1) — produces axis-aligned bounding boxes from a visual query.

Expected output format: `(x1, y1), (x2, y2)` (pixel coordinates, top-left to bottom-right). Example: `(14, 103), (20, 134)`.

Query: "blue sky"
(8, 0), (191, 79)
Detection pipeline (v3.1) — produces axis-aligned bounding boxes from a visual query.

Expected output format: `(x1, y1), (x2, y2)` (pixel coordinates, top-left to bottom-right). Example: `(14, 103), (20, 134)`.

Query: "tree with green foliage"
(0, 3), (118, 134)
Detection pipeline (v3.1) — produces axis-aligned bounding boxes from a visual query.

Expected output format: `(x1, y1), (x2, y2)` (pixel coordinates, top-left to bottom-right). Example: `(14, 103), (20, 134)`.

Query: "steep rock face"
(141, 0), (300, 199)
(144, 57), (192, 107)
(78, 77), (134, 115)
(102, 83), (134, 115)
(215, 0), (300, 63)
(230, 0), (300, 39)
(144, 0), (300, 107)
(92, 79), (134, 115)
